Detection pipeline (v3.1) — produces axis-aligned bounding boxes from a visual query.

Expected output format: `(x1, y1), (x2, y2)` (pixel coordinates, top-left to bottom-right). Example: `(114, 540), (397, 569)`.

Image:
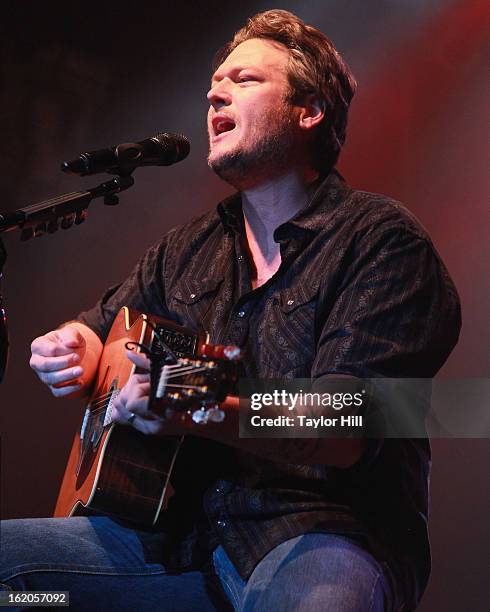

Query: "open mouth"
(212, 116), (236, 137)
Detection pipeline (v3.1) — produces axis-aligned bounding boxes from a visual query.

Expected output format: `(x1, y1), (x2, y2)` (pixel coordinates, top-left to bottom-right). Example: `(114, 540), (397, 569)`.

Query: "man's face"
(207, 38), (300, 188)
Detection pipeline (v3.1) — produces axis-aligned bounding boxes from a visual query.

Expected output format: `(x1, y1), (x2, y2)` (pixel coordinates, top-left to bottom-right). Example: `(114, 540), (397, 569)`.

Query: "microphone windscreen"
(152, 133), (190, 164)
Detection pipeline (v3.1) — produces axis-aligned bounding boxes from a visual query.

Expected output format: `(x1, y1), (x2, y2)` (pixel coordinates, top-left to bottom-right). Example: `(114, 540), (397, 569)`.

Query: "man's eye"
(238, 76), (256, 83)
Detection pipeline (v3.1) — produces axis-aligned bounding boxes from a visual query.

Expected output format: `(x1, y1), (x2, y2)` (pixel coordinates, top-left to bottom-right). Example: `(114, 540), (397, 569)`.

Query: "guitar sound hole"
(77, 384), (115, 477)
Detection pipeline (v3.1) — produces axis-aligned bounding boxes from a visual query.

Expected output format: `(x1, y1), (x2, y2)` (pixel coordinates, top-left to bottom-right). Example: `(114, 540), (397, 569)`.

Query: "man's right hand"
(30, 323), (103, 397)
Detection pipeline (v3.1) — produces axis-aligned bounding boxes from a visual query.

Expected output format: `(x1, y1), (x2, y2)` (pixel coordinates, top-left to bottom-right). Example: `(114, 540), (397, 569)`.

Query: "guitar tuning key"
(206, 405), (225, 423)
(224, 346), (241, 360)
(33, 222), (47, 237)
(75, 209), (88, 225)
(192, 409), (208, 425)
(104, 194), (119, 206)
(61, 213), (76, 229)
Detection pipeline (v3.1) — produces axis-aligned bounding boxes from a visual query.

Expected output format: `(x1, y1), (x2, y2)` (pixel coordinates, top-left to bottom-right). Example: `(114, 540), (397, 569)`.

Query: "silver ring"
(127, 412), (137, 425)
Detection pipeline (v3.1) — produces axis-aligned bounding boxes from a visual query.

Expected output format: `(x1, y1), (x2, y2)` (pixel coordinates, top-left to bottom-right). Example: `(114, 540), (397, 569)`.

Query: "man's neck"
(241, 167), (319, 288)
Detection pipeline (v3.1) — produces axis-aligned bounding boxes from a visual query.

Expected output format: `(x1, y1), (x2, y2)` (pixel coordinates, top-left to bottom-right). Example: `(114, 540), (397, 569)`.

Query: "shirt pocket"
(170, 277), (223, 330)
(260, 283), (319, 377)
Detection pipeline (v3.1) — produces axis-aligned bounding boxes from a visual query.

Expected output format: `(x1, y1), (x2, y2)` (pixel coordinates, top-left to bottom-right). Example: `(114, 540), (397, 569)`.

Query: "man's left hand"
(112, 349), (173, 436)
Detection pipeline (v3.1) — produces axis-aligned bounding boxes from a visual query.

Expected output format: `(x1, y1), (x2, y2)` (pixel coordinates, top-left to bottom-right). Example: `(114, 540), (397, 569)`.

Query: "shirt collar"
(282, 168), (350, 233)
(217, 192), (244, 235)
(216, 168), (350, 238)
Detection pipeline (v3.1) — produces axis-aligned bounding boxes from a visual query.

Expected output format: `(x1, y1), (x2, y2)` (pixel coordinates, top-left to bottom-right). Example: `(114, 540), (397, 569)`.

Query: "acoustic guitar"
(54, 306), (238, 526)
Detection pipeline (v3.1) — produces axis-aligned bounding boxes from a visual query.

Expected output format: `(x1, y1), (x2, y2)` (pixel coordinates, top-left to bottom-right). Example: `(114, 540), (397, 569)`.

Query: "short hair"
(213, 9), (357, 171)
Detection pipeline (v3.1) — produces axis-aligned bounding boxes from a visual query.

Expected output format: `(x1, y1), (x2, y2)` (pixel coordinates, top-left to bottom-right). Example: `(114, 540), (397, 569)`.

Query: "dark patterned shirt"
(77, 170), (461, 608)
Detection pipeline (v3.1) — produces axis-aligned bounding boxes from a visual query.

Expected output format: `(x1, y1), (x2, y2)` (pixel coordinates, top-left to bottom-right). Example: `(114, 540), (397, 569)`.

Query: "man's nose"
(207, 79), (232, 109)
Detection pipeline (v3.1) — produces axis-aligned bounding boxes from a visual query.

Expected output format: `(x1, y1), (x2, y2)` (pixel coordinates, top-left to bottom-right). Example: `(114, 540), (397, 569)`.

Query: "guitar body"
(54, 420), (181, 526)
(54, 307), (210, 526)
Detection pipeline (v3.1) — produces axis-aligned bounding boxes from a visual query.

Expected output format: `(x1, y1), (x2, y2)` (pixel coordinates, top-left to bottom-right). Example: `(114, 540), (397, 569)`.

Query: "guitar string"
(88, 382), (213, 421)
(86, 364), (210, 411)
(76, 352), (222, 412)
(86, 364), (213, 414)
(86, 366), (214, 418)
(87, 364), (208, 406)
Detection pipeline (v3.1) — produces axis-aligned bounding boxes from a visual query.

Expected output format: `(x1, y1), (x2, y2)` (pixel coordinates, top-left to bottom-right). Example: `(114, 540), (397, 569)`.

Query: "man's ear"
(298, 94), (325, 131)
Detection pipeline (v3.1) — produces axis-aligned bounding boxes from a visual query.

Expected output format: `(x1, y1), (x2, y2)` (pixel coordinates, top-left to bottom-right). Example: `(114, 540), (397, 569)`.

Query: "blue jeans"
(0, 516), (398, 611)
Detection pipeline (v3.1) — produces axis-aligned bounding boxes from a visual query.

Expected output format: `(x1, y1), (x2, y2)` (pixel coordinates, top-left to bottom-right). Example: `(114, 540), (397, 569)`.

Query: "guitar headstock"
(149, 344), (240, 424)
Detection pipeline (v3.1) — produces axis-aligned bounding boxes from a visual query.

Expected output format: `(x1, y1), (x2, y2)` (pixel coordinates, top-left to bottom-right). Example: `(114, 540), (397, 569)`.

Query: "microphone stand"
(0, 174), (135, 383)
(0, 174), (134, 237)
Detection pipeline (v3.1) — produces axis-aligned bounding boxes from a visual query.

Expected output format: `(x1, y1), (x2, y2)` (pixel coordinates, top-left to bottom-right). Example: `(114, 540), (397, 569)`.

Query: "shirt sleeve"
(76, 233), (173, 342)
(311, 225), (461, 380)
(309, 225), (460, 465)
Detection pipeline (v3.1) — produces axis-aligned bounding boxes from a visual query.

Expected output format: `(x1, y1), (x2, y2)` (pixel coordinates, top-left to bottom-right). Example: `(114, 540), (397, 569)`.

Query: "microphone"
(62, 133), (190, 176)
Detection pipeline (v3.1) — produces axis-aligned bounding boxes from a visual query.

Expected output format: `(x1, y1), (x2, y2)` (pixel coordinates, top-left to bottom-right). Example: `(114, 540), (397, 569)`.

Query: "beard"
(208, 103), (298, 190)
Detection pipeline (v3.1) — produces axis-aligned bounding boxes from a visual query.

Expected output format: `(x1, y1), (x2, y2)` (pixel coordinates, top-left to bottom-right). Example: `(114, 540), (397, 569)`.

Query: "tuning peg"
(200, 344), (241, 360)
(192, 409), (208, 425)
(224, 346), (241, 360)
(33, 222), (47, 237)
(206, 405), (225, 423)
(61, 213), (76, 229)
(104, 194), (119, 206)
(75, 209), (88, 225)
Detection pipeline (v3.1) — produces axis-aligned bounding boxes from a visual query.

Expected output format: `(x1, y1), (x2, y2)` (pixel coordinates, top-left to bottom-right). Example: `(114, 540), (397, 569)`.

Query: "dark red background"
(1, 2), (489, 609)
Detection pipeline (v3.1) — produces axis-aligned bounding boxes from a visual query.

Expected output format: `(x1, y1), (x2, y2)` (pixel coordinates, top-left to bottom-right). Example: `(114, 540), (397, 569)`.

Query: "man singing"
(5, 10), (460, 611)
